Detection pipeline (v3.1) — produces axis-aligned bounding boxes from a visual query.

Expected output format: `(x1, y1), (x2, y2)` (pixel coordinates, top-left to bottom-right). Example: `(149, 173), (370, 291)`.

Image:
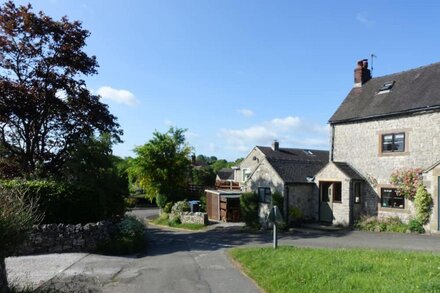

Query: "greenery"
(230, 246), (440, 293)
(98, 216), (145, 255)
(0, 1), (121, 178)
(355, 216), (425, 233)
(152, 213), (205, 231)
(0, 186), (42, 291)
(272, 191), (283, 214)
(130, 127), (192, 207)
(390, 168), (423, 200)
(240, 192), (260, 229)
(289, 207), (304, 227)
(414, 185), (433, 225)
(408, 219), (425, 234)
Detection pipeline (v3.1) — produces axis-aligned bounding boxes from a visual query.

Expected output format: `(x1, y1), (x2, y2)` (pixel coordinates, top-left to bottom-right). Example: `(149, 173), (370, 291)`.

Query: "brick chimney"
(271, 140), (279, 151)
(354, 59), (371, 87)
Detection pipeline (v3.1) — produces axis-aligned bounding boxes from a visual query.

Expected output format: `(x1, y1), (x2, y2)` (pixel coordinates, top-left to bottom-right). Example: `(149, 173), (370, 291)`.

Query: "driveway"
(7, 208), (440, 292)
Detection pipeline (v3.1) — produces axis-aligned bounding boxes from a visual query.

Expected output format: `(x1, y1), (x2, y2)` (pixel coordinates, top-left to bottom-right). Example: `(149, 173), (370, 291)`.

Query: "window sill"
(378, 206), (409, 213)
(378, 151), (409, 157)
(333, 201), (342, 204)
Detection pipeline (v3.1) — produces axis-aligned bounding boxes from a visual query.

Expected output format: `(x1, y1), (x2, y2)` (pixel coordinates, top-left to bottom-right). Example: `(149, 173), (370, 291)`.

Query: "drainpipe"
(285, 185), (289, 224)
(330, 124), (335, 162)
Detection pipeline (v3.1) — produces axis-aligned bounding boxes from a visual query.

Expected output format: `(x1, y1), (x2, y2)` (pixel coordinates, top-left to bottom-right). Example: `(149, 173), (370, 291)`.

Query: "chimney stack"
(354, 59), (371, 87)
(272, 140), (279, 151)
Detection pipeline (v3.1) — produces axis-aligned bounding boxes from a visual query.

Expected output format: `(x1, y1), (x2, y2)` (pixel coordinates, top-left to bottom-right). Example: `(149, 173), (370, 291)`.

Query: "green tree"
(131, 127), (192, 207)
(0, 2), (122, 177)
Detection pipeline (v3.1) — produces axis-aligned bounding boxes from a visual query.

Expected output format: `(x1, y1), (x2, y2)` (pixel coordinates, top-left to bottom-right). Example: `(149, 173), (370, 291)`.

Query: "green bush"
(289, 207), (304, 227)
(171, 200), (190, 214)
(199, 194), (207, 212)
(124, 197), (137, 209)
(414, 185), (433, 225)
(272, 191), (283, 214)
(0, 179), (126, 224)
(356, 216), (424, 233)
(240, 192), (260, 229)
(408, 219), (425, 233)
(156, 193), (168, 209)
(98, 216), (145, 255)
(163, 202), (174, 214)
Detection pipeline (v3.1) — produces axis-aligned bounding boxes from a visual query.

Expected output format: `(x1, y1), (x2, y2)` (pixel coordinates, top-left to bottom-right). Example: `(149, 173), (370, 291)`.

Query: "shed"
(205, 189), (242, 222)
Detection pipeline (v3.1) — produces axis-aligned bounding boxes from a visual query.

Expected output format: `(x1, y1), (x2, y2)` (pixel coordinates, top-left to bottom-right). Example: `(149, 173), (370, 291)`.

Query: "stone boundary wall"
(15, 220), (117, 256)
(180, 212), (209, 225)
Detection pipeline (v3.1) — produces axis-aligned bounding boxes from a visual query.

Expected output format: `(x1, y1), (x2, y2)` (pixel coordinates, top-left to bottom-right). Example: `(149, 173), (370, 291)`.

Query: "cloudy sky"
(14, 0), (440, 160)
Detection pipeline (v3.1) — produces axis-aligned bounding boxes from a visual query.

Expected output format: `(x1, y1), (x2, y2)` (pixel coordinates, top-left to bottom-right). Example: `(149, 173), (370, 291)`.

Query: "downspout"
(285, 185), (289, 224)
(330, 124), (335, 162)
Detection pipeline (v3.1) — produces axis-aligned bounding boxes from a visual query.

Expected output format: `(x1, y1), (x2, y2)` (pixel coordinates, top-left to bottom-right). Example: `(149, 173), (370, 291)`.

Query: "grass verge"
(152, 215), (206, 231)
(229, 246), (440, 293)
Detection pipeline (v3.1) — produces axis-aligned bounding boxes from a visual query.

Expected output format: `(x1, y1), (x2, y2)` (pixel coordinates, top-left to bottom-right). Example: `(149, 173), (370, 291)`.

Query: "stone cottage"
(236, 141), (328, 222)
(316, 59), (440, 231)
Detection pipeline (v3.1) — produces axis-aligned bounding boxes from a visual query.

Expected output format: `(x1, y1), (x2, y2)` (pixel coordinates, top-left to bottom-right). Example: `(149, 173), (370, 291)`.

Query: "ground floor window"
(354, 182), (361, 204)
(381, 188), (404, 209)
(258, 187), (272, 203)
(319, 182), (342, 203)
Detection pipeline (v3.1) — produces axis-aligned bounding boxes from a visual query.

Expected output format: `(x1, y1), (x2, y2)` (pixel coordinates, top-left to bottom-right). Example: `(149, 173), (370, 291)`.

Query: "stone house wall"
(424, 165), (440, 232)
(333, 111), (440, 228)
(287, 183), (318, 221)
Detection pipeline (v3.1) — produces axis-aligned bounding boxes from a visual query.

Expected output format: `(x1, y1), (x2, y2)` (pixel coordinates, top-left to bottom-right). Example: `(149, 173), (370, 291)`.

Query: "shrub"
(125, 197), (137, 209)
(0, 186), (42, 290)
(163, 202), (174, 214)
(98, 216), (145, 255)
(199, 194), (207, 212)
(414, 185), (433, 225)
(356, 216), (415, 233)
(272, 191), (283, 214)
(156, 193), (168, 209)
(240, 192), (260, 229)
(289, 207), (304, 227)
(171, 200), (190, 214)
(408, 219), (425, 233)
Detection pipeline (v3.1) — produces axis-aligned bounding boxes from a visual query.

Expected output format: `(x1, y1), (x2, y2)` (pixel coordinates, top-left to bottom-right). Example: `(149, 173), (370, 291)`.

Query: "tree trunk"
(0, 256), (8, 293)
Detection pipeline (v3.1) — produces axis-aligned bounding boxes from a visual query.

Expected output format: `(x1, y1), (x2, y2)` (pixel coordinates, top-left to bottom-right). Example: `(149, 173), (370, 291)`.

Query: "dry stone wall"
(180, 212), (209, 225)
(15, 220), (117, 255)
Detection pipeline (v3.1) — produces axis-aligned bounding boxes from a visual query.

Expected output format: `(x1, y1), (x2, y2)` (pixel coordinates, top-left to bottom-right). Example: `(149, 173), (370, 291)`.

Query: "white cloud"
(219, 116), (329, 153)
(97, 86), (138, 106)
(237, 108), (254, 117)
(356, 12), (375, 27)
(164, 120), (174, 126)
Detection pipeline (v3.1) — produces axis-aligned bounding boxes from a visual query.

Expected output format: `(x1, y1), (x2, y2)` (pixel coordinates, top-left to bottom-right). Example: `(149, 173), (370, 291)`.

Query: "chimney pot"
(354, 59), (372, 87)
(272, 140), (279, 151)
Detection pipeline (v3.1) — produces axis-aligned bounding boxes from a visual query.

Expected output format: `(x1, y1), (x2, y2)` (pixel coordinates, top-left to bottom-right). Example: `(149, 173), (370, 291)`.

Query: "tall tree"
(130, 127), (192, 207)
(0, 2), (122, 177)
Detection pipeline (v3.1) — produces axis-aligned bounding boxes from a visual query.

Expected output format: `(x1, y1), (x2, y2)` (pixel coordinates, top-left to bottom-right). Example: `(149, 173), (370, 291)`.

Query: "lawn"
(229, 246), (440, 293)
(152, 215), (206, 231)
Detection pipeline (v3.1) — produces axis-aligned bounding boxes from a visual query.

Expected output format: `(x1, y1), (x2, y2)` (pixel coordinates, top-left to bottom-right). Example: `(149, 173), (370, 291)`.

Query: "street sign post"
(267, 205), (283, 249)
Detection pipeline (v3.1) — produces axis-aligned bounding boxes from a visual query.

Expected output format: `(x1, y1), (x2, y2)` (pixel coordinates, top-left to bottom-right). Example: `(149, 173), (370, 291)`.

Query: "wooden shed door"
(207, 193), (219, 221)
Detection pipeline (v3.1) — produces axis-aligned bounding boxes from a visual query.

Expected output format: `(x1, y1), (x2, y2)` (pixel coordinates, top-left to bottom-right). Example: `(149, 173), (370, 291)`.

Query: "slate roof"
(330, 62), (440, 123)
(256, 146), (329, 183)
(333, 162), (363, 180)
(217, 168), (235, 180)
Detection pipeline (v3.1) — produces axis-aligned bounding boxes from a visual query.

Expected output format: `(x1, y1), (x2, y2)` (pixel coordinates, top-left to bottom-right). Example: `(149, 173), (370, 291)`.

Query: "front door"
(319, 182), (333, 223)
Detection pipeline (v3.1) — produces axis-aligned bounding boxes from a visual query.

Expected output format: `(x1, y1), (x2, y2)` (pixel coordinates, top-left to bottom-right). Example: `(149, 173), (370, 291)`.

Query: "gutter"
(329, 105), (440, 125)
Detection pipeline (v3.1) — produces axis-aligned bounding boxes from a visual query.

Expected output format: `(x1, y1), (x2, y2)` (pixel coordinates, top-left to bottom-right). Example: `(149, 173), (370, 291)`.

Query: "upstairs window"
(258, 187), (272, 203)
(242, 168), (251, 182)
(382, 133), (405, 153)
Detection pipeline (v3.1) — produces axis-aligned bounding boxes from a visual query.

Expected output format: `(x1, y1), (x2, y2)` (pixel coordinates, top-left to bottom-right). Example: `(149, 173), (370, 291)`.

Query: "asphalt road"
(7, 208), (440, 292)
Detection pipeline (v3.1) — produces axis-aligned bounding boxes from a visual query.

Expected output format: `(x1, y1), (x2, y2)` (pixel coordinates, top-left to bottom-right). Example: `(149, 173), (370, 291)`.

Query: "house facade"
(317, 60), (440, 231)
(237, 141), (329, 223)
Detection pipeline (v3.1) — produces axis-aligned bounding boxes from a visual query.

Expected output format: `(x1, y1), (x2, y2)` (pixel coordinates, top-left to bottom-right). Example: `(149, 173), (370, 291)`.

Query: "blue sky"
(14, 0), (440, 160)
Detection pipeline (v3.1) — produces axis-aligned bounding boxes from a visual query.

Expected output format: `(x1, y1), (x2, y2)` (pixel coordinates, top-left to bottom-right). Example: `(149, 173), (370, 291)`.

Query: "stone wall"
(15, 220), (117, 256)
(287, 184), (318, 221)
(333, 111), (440, 229)
(180, 212), (209, 225)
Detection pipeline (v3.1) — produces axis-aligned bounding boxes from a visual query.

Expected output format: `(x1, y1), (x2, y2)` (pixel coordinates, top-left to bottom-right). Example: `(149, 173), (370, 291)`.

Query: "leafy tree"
(191, 166), (216, 187)
(0, 2), (121, 177)
(131, 127), (192, 207)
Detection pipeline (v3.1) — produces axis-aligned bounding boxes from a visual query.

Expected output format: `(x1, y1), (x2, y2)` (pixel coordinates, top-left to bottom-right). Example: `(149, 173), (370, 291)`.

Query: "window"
(381, 188), (404, 209)
(378, 81), (395, 92)
(258, 187), (272, 203)
(382, 133), (405, 153)
(332, 182), (342, 203)
(242, 169), (251, 182)
(354, 182), (361, 204)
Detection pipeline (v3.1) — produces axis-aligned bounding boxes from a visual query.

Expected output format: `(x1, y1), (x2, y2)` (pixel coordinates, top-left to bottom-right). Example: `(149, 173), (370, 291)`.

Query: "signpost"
(267, 205), (283, 249)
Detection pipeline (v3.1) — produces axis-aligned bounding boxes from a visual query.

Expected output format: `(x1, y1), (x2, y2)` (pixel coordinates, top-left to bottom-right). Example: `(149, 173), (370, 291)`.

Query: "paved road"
(7, 208), (440, 292)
